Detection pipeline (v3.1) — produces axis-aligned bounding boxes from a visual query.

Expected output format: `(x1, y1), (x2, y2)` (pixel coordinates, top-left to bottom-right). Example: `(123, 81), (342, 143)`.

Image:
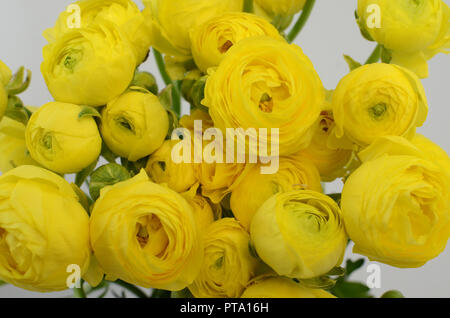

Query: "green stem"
(364, 44), (381, 64)
(151, 289), (171, 298)
(287, 0), (316, 43)
(73, 280), (86, 298)
(114, 280), (148, 298)
(243, 0), (253, 13)
(153, 49), (182, 116)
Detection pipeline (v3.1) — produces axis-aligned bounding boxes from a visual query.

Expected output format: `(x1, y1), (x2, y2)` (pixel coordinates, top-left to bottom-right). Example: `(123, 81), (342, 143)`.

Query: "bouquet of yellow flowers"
(0, 0), (449, 299)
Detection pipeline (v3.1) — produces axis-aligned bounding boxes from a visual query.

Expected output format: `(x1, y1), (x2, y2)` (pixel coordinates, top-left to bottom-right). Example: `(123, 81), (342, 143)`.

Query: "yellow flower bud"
(342, 148), (450, 268)
(146, 139), (197, 193)
(254, 0), (306, 16)
(189, 218), (260, 298)
(357, 0), (449, 78)
(143, 0), (243, 58)
(25, 102), (102, 174)
(231, 156), (322, 231)
(100, 90), (169, 161)
(330, 63), (428, 149)
(241, 276), (335, 298)
(203, 36), (324, 156)
(43, 0), (152, 64)
(190, 12), (282, 72)
(0, 166), (91, 292)
(90, 170), (203, 290)
(251, 190), (347, 279)
(412, 134), (450, 182)
(0, 116), (39, 173)
(41, 23), (136, 106)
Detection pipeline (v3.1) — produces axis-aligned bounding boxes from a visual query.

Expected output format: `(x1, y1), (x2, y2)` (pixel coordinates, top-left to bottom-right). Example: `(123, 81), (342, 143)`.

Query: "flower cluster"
(0, 0), (448, 298)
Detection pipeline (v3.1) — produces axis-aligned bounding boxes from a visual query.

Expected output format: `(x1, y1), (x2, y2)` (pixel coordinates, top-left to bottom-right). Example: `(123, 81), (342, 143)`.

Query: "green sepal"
(5, 66), (31, 96)
(78, 106), (101, 120)
(171, 288), (194, 298)
(120, 157), (148, 177)
(131, 70), (158, 95)
(299, 275), (337, 290)
(75, 157), (99, 187)
(5, 96), (30, 125)
(381, 290), (404, 298)
(89, 163), (131, 201)
(355, 10), (374, 42)
(343, 55), (362, 72)
(381, 46), (392, 64)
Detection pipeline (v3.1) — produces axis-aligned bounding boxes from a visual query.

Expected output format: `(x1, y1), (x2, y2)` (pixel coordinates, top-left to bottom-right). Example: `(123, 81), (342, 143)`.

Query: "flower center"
(369, 103), (387, 120)
(259, 93), (273, 113)
(115, 116), (135, 134)
(62, 49), (83, 72)
(219, 40), (233, 54)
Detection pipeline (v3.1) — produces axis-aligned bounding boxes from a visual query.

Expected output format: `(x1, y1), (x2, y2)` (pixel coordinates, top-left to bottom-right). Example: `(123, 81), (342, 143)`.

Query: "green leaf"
(331, 281), (372, 298)
(120, 157), (149, 177)
(327, 266), (345, 277)
(131, 70), (158, 95)
(158, 84), (173, 110)
(171, 288), (194, 298)
(89, 163), (131, 201)
(75, 158), (99, 187)
(78, 106), (101, 119)
(5, 96), (30, 125)
(381, 290), (404, 298)
(343, 55), (362, 72)
(345, 258), (365, 277)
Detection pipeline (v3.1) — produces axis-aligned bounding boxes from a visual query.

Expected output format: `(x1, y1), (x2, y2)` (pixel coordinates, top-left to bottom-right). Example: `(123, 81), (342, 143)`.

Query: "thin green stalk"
(73, 280), (86, 298)
(153, 49), (182, 116)
(287, 0), (316, 43)
(364, 44), (381, 64)
(114, 280), (148, 298)
(243, 0), (253, 13)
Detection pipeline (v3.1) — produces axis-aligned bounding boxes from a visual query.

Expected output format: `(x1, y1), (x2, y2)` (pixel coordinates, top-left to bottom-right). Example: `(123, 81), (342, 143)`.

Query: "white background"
(0, 0), (449, 298)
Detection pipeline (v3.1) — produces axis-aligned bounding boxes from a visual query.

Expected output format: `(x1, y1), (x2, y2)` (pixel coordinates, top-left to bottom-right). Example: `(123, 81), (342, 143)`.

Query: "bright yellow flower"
(146, 139), (197, 193)
(255, 0), (306, 16)
(0, 116), (39, 173)
(231, 156), (322, 230)
(181, 184), (215, 233)
(190, 12), (282, 72)
(357, 0), (450, 78)
(43, 0), (152, 64)
(188, 218), (260, 298)
(241, 276), (335, 298)
(41, 23), (136, 106)
(342, 143), (450, 268)
(0, 60), (12, 120)
(90, 170), (203, 290)
(0, 166), (91, 292)
(143, 0), (243, 59)
(251, 190), (347, 279)
(100, 90), (169, 161)
(25, 102), (101, 174)
(330, 63), (428, 149)
(203, 36), (324, 156)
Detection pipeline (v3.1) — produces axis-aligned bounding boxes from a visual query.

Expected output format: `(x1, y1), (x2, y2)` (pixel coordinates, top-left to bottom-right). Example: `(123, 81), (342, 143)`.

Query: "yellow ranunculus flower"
(231, 156), (322, 230)
(342, 147), (450, 268)
(203, 36), (324, 156)
(241, 276), (335, 298)
(0, 116), (39, 173)
(90, 170), (203, 290)
(41, 23), (136, 107)
(181, 184), (215, 233)
(254, 0), (306, 16)
(0, 166), (91, 292)
(146, 139), (197, 193)
(190, 12), (282, 72)
(43, 0), (152, 64)
(251, 190), (347, 279)
(0, 60), (12, 120)
(412, 134), (450, 181)
(25, 102), (101, 174)
(143, 0), (243, 59)
(101, 90), (169, 161)
(330, 63), (428, 149)
(357, 0), (449, 78)
(188, 218), (260, 298)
